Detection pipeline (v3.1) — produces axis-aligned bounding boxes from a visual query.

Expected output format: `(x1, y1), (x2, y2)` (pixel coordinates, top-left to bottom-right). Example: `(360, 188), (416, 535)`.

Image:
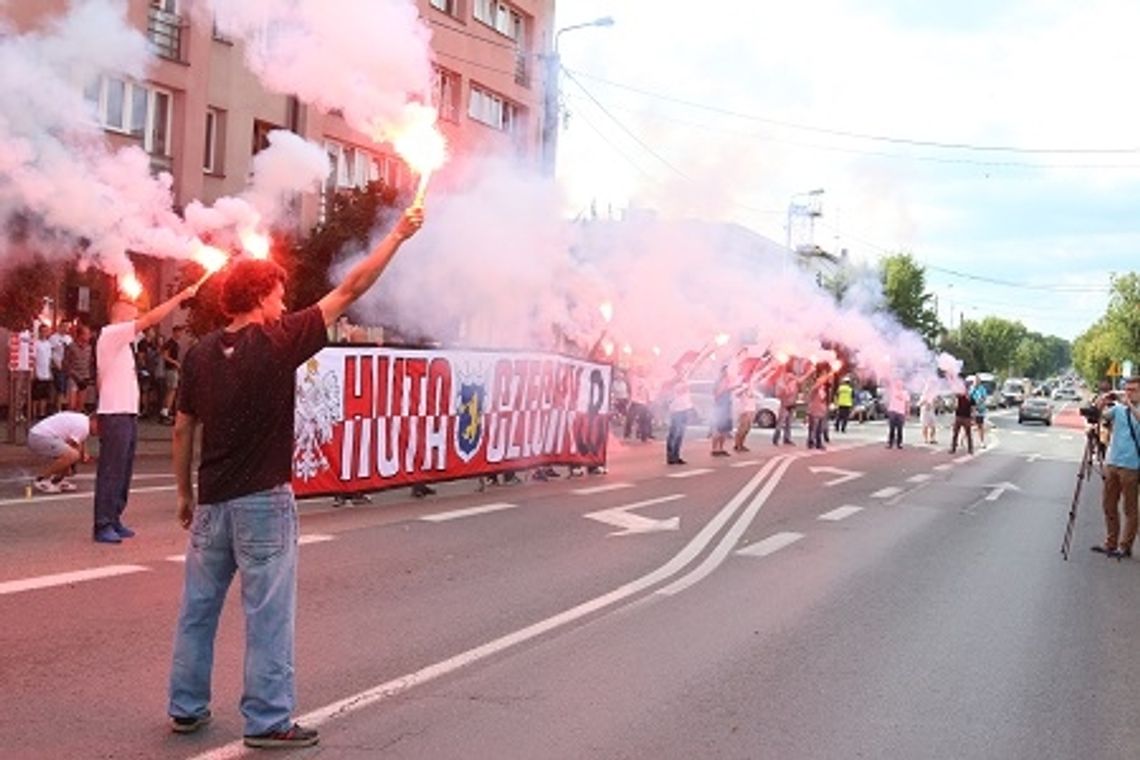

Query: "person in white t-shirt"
(92, 279), (203, 544)
(48, 321), (73, 412)
(27, 411), (94, 494)
(32, 323), (54, 420)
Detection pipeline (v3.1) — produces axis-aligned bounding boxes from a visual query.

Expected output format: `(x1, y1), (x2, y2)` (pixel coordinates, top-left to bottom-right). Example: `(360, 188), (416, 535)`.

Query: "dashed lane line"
(872, 486), (903, 499)
(164, 534), (336, 563)
(571, 482), (633, 496)
(907, 474), (932, 483)
(421, 502), (519, 523)
(818, 505), (864, 522)
(0, 564), (149, 596)
(666, 468), (714, 479)
(736, 531), (805, 557)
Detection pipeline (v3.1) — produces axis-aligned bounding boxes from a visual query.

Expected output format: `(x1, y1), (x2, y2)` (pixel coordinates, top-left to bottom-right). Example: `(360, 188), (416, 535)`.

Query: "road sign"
(1107, 361), (1122, 378)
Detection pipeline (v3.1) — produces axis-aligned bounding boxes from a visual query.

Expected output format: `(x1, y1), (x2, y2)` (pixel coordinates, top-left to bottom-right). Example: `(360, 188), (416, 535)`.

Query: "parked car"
(1018, 396), (1054, 425)
(689, 380), (782, 428)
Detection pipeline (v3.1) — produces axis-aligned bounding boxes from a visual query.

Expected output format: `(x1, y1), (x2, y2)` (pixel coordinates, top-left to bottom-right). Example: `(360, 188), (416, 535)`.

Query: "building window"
(252, 119), (280, 155)
(86, 76), (172, 156)
(474, 0), (523, 41)
(432, 66), (461, 124)
(147, 0), (185, 62)
(204, 108), (225, 173)
(429, 0), (461, 17)
(468, 84), (521, 133)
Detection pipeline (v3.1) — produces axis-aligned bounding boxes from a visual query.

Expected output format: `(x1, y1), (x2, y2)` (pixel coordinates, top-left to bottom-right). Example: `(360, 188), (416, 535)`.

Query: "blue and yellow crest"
(455, 381), (487, 462)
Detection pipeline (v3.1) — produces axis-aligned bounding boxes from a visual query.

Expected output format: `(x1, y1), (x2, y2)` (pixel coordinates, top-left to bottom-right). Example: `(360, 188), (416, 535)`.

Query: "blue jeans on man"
(93, 413), (138, 533)
(772, 406), (793, 444)
(168, 486), (299, 736)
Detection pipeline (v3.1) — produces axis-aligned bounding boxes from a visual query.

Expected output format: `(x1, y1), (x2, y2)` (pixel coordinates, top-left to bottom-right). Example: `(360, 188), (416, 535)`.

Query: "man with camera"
(1092, 377), (1140, 558)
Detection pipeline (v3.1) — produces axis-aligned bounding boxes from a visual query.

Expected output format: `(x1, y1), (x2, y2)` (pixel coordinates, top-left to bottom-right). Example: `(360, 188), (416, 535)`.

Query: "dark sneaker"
(171, 711), (212, 734)
(1120, 547), (1133, 558)
(243, 723), (319, 749)
(113, 523), (136, 538)
(93, 525), (122, 544)
(1091, 545), (1117, 555)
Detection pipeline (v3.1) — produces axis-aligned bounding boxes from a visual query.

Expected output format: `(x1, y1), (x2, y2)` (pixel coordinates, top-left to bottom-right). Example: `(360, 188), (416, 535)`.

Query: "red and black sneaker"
(243, 723), (319, 749)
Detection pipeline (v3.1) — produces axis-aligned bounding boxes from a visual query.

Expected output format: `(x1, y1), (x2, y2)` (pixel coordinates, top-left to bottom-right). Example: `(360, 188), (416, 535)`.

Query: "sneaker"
(543, 467), (561, 478)
(243, 723), (319, 749)
(93, 525), (122, 544)
(1091, 545), (1118, 555)
(1120, 547), (1133, 558)
(34, 478), (61, 494)
(331, 495), (349, 508)
(350, 493), (373, 505)
(113, 523), (136, 539)
(57, 479), (78, 492)
(171, 711), (212, 734)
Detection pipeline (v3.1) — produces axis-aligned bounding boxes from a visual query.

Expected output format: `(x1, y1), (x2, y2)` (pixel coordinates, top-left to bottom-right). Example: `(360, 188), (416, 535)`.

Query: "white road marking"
(818, 505), (863, 522)
(953, 455), (974, 463)
(0, 565), (149, 596)
(907, 474), (932, 483)
(730, 459), (764, 468)
(736, 532), (804, 557)
(584, 494), (685, 536)
(809, 466), (864, 487)
(165, 533), (337, 562)
(666, 468), (713, 479)
(985, 482), (1022, 502)
(187, 456), (794, 760)
(1011, 431), (1027, 436)
(0, 484), (177, 507)
(571, 482), (633, 496)
(421, 503), (518, 523)
(933, 464), (954, 472)
(872, 486), (903, 499)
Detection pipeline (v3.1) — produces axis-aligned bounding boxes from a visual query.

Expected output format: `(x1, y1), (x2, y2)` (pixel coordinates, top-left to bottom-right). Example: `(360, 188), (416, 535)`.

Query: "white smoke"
(206, 0), (434, 139)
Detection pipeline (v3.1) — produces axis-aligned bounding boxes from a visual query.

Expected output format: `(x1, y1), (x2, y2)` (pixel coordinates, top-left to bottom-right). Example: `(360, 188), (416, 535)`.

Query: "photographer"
(1092, 377), (1140, 558)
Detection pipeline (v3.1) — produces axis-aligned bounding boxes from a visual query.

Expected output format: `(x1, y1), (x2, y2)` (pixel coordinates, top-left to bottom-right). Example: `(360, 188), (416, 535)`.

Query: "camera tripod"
(1060, 425), (1104, 560)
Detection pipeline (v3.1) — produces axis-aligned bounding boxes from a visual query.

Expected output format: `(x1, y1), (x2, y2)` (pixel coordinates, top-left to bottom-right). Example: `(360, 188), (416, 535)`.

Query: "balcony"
(148, 6), (186, 62)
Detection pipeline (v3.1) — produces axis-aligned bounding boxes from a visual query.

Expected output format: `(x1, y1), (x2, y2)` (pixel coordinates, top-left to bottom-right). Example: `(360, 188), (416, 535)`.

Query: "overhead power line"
(564, 68), (1140, 156)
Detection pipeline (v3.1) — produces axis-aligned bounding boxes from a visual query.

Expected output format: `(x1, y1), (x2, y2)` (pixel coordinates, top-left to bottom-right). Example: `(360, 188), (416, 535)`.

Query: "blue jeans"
(772, 407), (793, 444)
(808, 415), (826, 448)
(169, 486), (299, 736)
(888, 412), (905, 447)
(93, 414), (137, 529)
(666, 411), (688, 462)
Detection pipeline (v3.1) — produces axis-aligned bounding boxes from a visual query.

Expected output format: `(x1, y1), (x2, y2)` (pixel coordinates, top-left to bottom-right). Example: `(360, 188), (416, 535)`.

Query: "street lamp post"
(541, 16), (614, 176)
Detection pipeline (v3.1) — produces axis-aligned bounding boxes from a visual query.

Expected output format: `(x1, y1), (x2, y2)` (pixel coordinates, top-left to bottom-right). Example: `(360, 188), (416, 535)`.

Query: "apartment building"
(4, 0), (555, 255)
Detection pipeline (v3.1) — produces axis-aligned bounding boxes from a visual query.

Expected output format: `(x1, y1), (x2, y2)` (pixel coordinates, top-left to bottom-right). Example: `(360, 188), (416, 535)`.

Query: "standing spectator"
(731, 365), (757, 453)
(971, 380), (989, 448)
(63, 323), (95, 412)
(27, 410), (93, 494)
(886, 379), (909, 449)
(31, 323), (54, 420)
(710, 364), (734, 456)
(624, 367), (653, 442)
(772, 365), (800, 446)
(611, 368), (630, 426)
(806, 365), (836, 450)
(160, 324), (189, 424)
(1092, 377), (1140, 558)
(167, 207), (422, 748)
(48, 320), (72, 412)
(93, 284), (202, 545)
(136, 326), (162, 418)
(665, 354), (699, 465)
(950, 387), (975, 455)
(920, 385), (938, 444)
(834, 376), (854, 433)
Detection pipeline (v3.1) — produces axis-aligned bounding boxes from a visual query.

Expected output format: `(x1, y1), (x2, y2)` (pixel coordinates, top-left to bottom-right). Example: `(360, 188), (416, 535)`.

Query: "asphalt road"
(2, 406), (1138, 760)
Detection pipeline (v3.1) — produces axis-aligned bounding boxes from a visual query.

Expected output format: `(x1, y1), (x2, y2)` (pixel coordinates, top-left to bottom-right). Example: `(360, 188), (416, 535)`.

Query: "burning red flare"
(240, 230), (270, 260)
(119, 273), (143, 301)
(392, 104), (447, 207)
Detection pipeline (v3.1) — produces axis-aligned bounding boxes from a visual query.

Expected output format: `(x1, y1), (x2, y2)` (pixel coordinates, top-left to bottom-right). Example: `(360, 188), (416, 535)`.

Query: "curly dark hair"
(220, 259), (287, 317)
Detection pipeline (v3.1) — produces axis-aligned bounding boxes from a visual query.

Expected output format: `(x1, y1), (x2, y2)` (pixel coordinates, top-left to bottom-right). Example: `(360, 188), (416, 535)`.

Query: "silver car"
(1018, 396), (1053, 425)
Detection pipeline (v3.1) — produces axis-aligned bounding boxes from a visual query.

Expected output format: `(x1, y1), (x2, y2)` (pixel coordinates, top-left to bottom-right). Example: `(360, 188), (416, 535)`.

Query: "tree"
(0, 257), (59, 330)
(1072, 273), (1140, 384)
(879, 253), (942, 346)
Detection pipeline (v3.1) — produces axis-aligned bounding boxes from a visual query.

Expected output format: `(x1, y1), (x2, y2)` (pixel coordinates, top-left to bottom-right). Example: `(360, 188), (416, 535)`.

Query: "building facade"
(4, 0), (555, 276)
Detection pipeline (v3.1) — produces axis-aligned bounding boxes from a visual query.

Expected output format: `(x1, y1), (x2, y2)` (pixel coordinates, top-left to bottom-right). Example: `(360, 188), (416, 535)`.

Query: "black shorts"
(32, 379), (52, 401)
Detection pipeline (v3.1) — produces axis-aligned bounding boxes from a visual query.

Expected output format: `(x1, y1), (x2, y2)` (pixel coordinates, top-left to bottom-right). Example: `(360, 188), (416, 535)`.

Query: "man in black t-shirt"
(167, 208), (423, 748)
(950, 388), (975, 455)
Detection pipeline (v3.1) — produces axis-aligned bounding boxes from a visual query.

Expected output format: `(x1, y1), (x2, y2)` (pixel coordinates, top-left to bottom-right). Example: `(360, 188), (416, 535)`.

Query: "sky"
(553, 0), (1140, 341)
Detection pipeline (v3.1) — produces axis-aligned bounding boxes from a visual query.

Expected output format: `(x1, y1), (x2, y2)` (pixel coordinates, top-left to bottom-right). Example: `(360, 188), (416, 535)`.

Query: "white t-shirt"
(49, 332), (72, 368)
(33, 339), (53, 380)
(30, 411), (90, 443)
(96, 321), (139, 414)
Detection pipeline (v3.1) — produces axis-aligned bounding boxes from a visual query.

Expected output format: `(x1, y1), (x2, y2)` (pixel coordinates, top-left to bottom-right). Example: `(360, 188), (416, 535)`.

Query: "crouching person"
(27, 411), (93, 494)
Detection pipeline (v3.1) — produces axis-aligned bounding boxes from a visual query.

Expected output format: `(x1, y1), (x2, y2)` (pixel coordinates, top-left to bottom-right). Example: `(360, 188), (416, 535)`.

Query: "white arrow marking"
(985, 482), (1021, 502)
(808, 466), (865, 487)
(585, 494), (684, 536)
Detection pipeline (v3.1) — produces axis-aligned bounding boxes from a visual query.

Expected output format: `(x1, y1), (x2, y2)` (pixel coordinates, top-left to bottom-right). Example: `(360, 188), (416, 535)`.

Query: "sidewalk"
(0, 416), (173, 475)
